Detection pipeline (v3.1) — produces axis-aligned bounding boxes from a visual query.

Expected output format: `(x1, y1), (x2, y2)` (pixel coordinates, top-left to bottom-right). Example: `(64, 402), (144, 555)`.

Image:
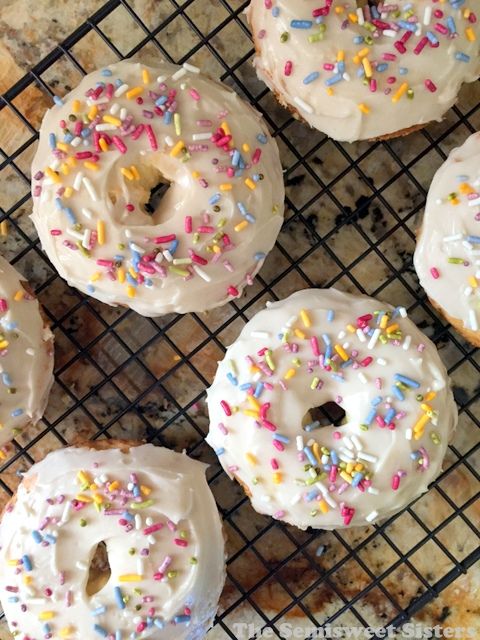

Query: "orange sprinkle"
(14, 290), (24, 302)
(72, 100), (81, 113)
(244, 178), (256, 190)
(84, 161), (99, 171)
(392, 82), (408, 103)
(97, 221), (105, 246)
(99, 138), (109, 152)
(126, 87), (143, 99)
(45, 167), (61, 183)
(142, 68), (150, 84)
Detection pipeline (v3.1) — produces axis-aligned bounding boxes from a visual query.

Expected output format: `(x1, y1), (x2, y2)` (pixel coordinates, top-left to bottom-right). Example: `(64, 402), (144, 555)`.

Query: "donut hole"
(86, 541), (111, 596)
(303, 401), (346, 430)
(145, 179), (171, 215)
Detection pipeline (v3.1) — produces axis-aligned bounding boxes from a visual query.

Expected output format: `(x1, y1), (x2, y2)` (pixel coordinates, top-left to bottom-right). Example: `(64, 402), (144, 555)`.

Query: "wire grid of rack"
(0, 1), (479, 638)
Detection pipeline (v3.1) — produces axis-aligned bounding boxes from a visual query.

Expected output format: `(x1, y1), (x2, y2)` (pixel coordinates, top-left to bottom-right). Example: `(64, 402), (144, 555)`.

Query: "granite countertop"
(0, 0), (478, 637)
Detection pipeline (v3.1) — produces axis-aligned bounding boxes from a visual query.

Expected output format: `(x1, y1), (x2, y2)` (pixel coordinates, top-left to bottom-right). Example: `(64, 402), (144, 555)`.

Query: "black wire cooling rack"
(0, 1), (479, 639)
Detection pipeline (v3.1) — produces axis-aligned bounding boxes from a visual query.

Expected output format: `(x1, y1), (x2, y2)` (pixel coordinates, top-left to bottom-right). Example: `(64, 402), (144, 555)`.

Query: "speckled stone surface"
(0, 1), (478, 638)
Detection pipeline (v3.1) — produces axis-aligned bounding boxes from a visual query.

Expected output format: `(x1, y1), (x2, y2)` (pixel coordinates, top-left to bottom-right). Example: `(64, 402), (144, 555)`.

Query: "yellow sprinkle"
(313, 442), (322, 464)
(212, 244), (221, 253)
(108, 481), (120, 492)
(294, 328), (306, 340)
(126, 86), (143, 99)
(466, 27), (476, 42)
(358, 103), (370, 114)
(45, 167), (61, 183)
(348, 12), (358, 23)
(234, 220), (249, 232)
(358, 47), (370, 59)
(7, 559), (20, 566)
(118, 267), (126, 284)
(119, 574), (143, 582)
(130, 165), (140, 180)
(120, 167), (134, 181)
(142, 68), (150, 84)
(242, 143), (250, 152)
(39, 612), (55, 621)
(245, 452), (257, 466)
(318, 499), (329, 514)
(170, 140), (186, 157)
(59, 627), (74, 638)
(244, 178), (256, 190)
(141, 485), (151, 496)
(14, 290), (24, 302)
(219, 183), (233, 191)
(0, 221), (8, 236)
(84, 161), (99, 171)
(75, 494), (92, 503)
(392, 82), (408, 103)
(248, 396), (261, 410)
(72, 99), (81, 113)
(93, 494), (104, 505)
(413, 413), (430, 434)
(64, 186), (73, 198)
(60, 163), (70, 176)
(346, 462), (355, 475)
(127, 285), (136, 299)
(243, 409), (260, 418)
(346, 324), (356, 333)
(77, 471), (90, 485)
(23, 575), (33, 585)
(337, 50), (345, 62)
(380, 314), (389, 329)
(90, 272), (101, 283)
(192, 170), (200, 179)
(362, 58), (373, 78)
(99, 137), (109, 152)
(284, 368), (296, 380)
(326, 88), (334, 96)
(221, 121), (231, 136)
(340, 471), (352, 484)
(354, 463), (364, 472)
(424, 391), (437, 402)
(128, 267), (138, 280)
(273, 472), (282, 484)
(300, 309), (311, 328)
(103, 114), (122, 126)
(335, 5), (344, 13)
(0, 340), (9, 350)
(334, 344), (349, 362)
(66, 156), (77, 167)
(88, 105), (98, 121)
(421, 403), (433, 413)
(97, 220), (106, 246)
(468, 276), (478, 289)
(56, 142), (69, 152)
(386, 323), (399, 334)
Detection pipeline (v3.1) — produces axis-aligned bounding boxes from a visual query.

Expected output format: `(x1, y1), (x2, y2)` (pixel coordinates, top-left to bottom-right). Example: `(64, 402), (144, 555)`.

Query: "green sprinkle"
(79, 519), (87, 527)
(280, 32), (289, 43)
(130, 500), (154, 510)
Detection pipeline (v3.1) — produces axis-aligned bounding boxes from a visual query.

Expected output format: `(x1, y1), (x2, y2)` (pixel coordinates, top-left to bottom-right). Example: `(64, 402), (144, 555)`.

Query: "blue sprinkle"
(237, 202), (248, 216)
(340, 359), (353, 369)
(43, 624), (51, 634)
(353, 36), (364, 44)
(330, 450), (339, 465)
(163, 111), (173, 125)
(351, 472), (364, 488)
(116, 631), (122, 640)
(101, 69), (113, 76)
(245, 213), (256, 223)
(306, 489), (320, 502)
(173, 615), (191, 625)
(11, 408), (23, 417)
(331, 374), (345, 383)
(2, 373), (12, 387)
(322, 333), (331, 345)
(272, 6), (280, 17)
(255, 252), (266, 261)
(133, 485), (141, 498)
(466, 235), (480, 244)
(356, 68), (365, 79)
(290, 19), (313, 29)
(92, 606), (106, 616)
(94, 624), (109, 637)
(394, 374), (420, 389)
(325, 344), (332, 361)
(410, 451), (421, 461)
(371, 396), (382, 407)
(254, 383), (264, 398)
(226, 372), (238, 386)
(114, 78), (123, 87)
(95, 82), (106, 89)
(55, 197), (63, 210)
(371, 5), (380, 18)
(232, 149), (241, 166)
(239, 383), (252, 391)
(425, 31), (439, 45)
(44, 534), (57, 545)
(32, 530), (42, 544)
(48, 133), (57, 149)
(144, 279), (153, 288)
(325, 73), (343, 86)
(252, 174), (262, 183)
(64, 207), (77, 225)
(87, 285), (95, 294)
(303, 446), (317, 467)
(114, 255), (124, 262)
(273, 433), (290, 444)
(155, 96), (168, 106)
(3, 321), (16, 331)
(209, 193), (221, 205)
(303, 71), (320, 85)
(376, 63), (388, 73)
(337, 61), (345, 74)
(455, 52), (470, 63)
(327, 310), (335, 322)
(397, 20), (417, 32)
(22, 555), (32, 572)
(399, 67), (408, 75)
(81, 128), (91, 138)
(53, 95), (64, 106)
(216, 447), (225, 456)
(122, 511), (135, 522)
(8, 596), (19, 603)
(447, 16), (456, 34)
(392, 385), (405, 401)
(365, 408), (377, 425)
(114, 586), (125, 610)
(63, 133), (73, 144)
(304, 421), (320, 432)
(169, 239), (179, 255)
(384, 408), (396, 424)
(154, 619), (165, 629)
(256, 133), (267, 144)
(126, 274), (137, 287)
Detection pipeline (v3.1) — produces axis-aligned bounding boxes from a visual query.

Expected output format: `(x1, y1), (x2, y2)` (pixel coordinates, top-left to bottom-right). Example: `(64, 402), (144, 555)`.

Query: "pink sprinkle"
(382, 53), (397, 61)
(369, 78), (377, 93)
(413, 36), (429, 55)
(360, 356), (373, 367)
(310, 336), (320, 356)
(430, 267), (440, 279)
(391, 474), (400, 491)
(252, 148), (262, 165)
(174, 538), (188, 547)
(273, 440), (285, 452)
(153, 572), (164, 581)
(153, 234), (176, 244)
(189, 251), (208, 265)
(425, 79), (437, 93)
(220, 400), (231, 416)
(323, 63), (335, 71)
(375, 377), (382, 389)
(189, 88), (201, 101)
(329, 465), (337, 482)
(198, 226), (214, 234)
(75, 151), (92, 159)
(143, 523), (164, 535)
(50, 229), (62, 236)
(333, 431), (341, 440)
(74, 121), (83, 136)
(131, 124), (145, 140)
(262, 419), (277, 432)
(260, 402), (270, 419)
(218, 422), (228, 435)
(434, 22), (449, 35)
(111, 135), (127, 154)
(145, 124), (158, 151)
(185, 216), (192, 233)
(284, 60), (293, 76)
(271, 459), (279, 470)
(97, 259), (114, 267)
(227, 285), (239, 297)
(376, 416), (386, 428)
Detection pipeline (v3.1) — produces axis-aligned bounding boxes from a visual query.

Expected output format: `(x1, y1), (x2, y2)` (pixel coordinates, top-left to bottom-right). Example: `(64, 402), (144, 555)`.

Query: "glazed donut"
(31, 61), (284, 316)
(206, 289), (457, 529)
(246, 1), (480, 142)
(414, 132), (480, 347)
(0, 255), (53, 449)
(0, 441), (225, 640)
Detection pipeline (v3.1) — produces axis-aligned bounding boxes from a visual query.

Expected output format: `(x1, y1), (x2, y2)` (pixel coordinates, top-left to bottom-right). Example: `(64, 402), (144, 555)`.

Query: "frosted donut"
(0, 441), (225, 640)
(0, 255), (53, 449)
(414, 132), (480, 346)
(246, 1), (480, 142)
(31, 61), (284, 316)
(206, 289), (457, 529)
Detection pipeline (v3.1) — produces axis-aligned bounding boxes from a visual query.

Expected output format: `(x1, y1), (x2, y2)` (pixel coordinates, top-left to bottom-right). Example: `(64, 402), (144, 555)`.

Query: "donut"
(246, 1), (480, 142)
(0, 441), (225, 640)
(414, 132), (480, 347)
(31, 61), (284, 316)
(0, 256), (53, 450)
(206, 289), (457, 529)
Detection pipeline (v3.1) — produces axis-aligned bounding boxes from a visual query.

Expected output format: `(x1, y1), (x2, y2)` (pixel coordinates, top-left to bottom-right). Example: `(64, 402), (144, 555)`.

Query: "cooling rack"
(0, 1), (479, 639)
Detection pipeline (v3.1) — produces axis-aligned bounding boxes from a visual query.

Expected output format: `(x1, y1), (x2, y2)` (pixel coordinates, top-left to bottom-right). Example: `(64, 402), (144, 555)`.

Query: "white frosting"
(0, 256), (53, 448)
(247, 1), (480, 142)
(414, 132), (480, 336)
(0, 444), (225, 640)
(206, 289), (457, 529)
(31, 61), (284, 316)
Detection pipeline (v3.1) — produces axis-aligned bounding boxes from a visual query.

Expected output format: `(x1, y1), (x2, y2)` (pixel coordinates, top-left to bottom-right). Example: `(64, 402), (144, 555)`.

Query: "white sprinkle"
(114, 83), (129, 97)
(294, 96), (314, 114)
(286, 315), (297, 328)
(251, 330), (270, 338)
(351, 435), (362, 451)
(398, 307), (407, 318)
(70, 136), (82, 147)
(405, 428), (413, 441)
(260, 495), (271, 503)
(192, 265), (211, 282)
(356, 328), (366, 343)
(137, 559), (144, 575)
(368, 328), (380, 349)
(82, 177), (98, 201)
(357, 451), (377, 463)
(172, 68), (187, 81)
(50, 158), (61, 171)
(365, 510), (378, 523)
(469, 309), (478, 331)
(165, 135), (174, 147)
(376, 358), (387, 366)
(66, 228), (84, 241)
(337, 330), (346, 340)
(120, 107), (127, 121)
(462, 241), (473, 251)
(443, 233), (463, 242)
(130, 243), (145, 254)
(81, 208), (93, 220)
(82, 229), (91, 249)
(367, 487), (379, 496)
(76, 561), (88, 570)
(183, 62), (200, 73)
(358, 372), (367, 384)
(95, 123), (117, 131)
(110, 102), (120, 115)
(26, 348), (35, 356)
(324, 493), (338, 509)
(343, 436), (354, 451)
(157, 75), (168, 84)
(402, 335), (412, 351)
(423, 5), (432, 25)
(356, 7), (365, 24)
(339, 449), (355, 461)
(61, 501), (71, 523)
(73, 171), (83, 191)
(148, 535), (155, 545)
(135, 514), (142, 531)
(163, 250), (173, 262)
(192, 132), (211, 141)
(290, 493), (301, 505)
(315, 481), (328, 495)
(383, 29), (397, 37)
(296, 435), (304, 451)
(464, 286), (473, 297)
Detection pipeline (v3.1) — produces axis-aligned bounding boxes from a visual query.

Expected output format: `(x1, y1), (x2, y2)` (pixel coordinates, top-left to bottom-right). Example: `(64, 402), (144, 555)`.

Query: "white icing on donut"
(206, 289), (457, 529)
(414, 132), (480, 336)
(0, 444), (225, 639)
(246, 1), (480, 142)
(31, 62), (284, 316)
(0, 256), (53, 449)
